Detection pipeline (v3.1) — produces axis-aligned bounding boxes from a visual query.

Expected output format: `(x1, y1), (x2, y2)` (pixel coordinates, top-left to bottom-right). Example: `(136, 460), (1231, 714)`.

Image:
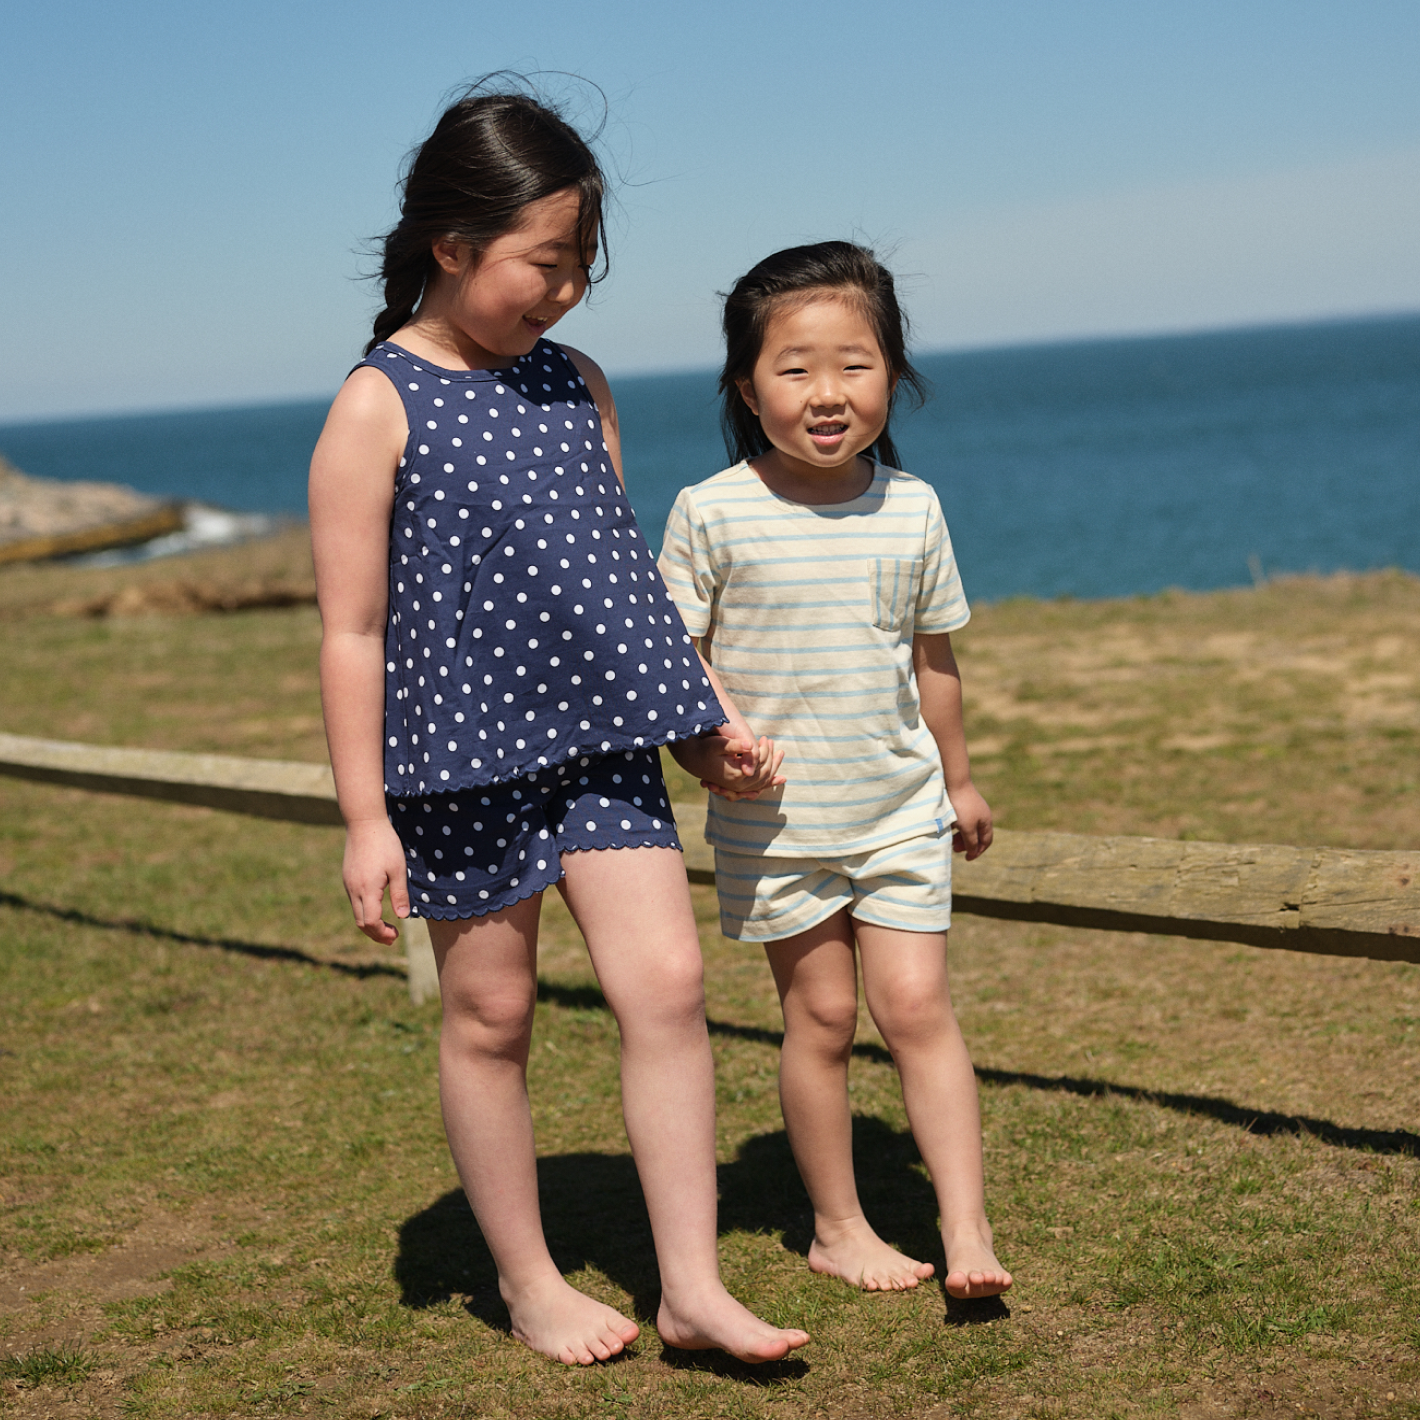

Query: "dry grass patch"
(0, 525), (315, 623)
(957, 570), (1420, 850)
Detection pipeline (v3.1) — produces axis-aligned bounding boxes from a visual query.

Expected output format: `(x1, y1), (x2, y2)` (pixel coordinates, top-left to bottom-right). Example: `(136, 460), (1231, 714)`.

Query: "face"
(433, 187), (592, 366)
(737, 294), (893, 483)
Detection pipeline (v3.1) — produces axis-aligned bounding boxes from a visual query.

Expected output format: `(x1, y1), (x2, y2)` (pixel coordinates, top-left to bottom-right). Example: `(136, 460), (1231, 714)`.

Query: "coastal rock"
(0, 456), (182, 560)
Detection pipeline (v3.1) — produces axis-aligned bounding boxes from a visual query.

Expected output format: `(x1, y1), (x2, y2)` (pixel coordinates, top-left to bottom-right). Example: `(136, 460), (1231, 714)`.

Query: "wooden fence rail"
(2, 732), (1417, 1006)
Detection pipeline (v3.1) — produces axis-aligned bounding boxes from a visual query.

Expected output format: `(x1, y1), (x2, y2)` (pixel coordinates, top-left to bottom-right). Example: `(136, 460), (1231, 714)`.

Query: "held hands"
(701, 708), (785, 800)
(700, 730), (786, 801)
(342, 816), (411, 945)
(949, 781), (994, 861)
(669, 709), (786, 802)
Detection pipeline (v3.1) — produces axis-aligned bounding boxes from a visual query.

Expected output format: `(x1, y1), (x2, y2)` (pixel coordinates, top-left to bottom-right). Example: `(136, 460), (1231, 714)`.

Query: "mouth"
(524, 316), (550, 333)
(809, 423), (849, 444)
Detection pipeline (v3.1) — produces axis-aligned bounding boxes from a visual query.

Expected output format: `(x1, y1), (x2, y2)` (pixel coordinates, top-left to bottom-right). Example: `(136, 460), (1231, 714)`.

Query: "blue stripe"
(713, 643), (909, 657)
(710, 812), (945, 848)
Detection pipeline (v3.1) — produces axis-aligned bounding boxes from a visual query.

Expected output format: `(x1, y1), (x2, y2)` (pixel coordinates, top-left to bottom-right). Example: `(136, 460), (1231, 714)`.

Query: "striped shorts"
(713, 825), (954, 942)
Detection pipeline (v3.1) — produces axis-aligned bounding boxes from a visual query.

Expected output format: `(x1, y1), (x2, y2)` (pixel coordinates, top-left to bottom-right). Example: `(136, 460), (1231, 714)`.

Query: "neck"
(394, 307), (501, 371)
(749, 451), (875, 506)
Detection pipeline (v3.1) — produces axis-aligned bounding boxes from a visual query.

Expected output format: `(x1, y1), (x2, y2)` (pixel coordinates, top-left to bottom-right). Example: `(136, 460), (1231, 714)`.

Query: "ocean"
(2, 314), (1416, 602)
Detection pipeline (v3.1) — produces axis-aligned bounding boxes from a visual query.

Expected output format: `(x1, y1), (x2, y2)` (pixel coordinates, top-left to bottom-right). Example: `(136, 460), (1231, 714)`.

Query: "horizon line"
(2, 306), (1417, 433)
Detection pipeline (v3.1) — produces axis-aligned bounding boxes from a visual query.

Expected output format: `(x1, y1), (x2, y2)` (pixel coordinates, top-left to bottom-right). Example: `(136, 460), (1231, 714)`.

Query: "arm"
(562, 345), (625, 487)
(667, 635), (785, 800)
(309, 366), (410, 944)
(913, 632), (993, 860)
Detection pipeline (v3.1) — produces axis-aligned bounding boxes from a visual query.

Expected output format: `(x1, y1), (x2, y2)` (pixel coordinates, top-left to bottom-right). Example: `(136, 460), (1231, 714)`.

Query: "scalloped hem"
(558, 834), (684, 856)
(409, 839), (684, 920)
(410, 870), (556, 920)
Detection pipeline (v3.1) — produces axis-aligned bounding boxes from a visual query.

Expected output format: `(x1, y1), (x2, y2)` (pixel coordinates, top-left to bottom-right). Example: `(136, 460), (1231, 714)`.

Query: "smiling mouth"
(810, 424), (848, 439)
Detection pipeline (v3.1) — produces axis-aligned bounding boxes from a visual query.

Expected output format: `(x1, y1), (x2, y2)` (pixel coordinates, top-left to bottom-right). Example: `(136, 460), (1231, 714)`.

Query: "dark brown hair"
(366, 84), (607, 356)
(718, 241), (927, 470)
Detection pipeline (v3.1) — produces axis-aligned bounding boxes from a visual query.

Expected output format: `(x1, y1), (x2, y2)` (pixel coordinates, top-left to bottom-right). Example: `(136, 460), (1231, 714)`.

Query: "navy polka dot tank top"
(357, 339), (725, 798)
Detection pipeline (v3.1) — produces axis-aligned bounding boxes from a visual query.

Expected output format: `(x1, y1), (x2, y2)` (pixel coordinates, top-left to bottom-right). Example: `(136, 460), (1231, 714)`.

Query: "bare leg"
(856, 921), (1011, 1299)
(764, 912), (936, 1290)
(430, 899), (641, 1365)
(559, 846), (809, 1361)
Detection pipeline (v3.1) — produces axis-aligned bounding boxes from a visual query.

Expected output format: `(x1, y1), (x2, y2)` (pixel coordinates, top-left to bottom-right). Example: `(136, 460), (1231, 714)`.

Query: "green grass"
(0, 561), (1418, 1416)
(0, 1342), (94, 1386)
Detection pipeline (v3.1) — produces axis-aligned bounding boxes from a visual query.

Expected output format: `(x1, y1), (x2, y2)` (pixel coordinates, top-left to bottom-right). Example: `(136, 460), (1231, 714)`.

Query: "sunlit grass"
(0, 559), (1417, 1416)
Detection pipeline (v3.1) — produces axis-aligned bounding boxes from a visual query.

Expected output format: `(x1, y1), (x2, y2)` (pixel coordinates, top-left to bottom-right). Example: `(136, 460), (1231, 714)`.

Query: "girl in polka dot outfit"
(309, 88), (804, 1367)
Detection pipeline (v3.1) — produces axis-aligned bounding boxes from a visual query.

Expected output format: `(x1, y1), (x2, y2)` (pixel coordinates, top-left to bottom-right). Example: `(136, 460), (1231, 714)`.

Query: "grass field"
(1, 542), (1417, 1418)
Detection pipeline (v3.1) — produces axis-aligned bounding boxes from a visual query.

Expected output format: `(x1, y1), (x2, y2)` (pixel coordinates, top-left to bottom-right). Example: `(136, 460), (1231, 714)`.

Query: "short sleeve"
(658, 488), (719, 638)
(914, 489), (971, 634)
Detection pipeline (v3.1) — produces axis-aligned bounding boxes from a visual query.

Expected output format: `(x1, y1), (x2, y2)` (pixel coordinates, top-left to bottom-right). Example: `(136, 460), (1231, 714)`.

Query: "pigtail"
(366, 228), (435, 356)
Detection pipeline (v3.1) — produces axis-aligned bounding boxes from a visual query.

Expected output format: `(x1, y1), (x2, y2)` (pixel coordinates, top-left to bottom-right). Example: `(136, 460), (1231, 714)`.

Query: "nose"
(809, 374), (846, 409)
(548, 267), (586, 309)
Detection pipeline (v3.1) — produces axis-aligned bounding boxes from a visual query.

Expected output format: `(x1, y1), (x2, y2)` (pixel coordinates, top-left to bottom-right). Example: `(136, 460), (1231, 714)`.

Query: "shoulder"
(876, 464), (945, 514)
(670, 462), (757, 519)
(322, 362), (408, 444)
(556, 343), (614, 408)
(875, 462), (931, 493)
(690, 461), (758, 498)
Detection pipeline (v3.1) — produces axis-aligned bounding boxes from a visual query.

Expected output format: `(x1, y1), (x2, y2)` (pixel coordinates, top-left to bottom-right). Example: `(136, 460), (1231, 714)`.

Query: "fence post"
(405, 918), (439, 1006)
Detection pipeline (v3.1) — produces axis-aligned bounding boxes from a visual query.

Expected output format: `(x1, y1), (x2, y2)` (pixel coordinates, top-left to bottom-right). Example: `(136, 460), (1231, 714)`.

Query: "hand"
(701, 731), (786, 801)
(342, 816), (410, 945)
(948, 781), (993, 861)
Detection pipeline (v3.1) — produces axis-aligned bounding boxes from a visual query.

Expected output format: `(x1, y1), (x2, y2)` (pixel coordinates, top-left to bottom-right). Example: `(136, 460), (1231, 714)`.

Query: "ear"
(431, 236), (469, 277)
(735, 377), (760, 417)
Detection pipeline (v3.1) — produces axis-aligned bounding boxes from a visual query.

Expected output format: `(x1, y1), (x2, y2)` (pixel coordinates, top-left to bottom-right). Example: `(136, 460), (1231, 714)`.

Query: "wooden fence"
(2, 730), (1416, 1006)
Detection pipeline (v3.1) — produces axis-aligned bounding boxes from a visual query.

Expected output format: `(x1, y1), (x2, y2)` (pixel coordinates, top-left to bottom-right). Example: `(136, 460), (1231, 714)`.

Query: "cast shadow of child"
(393, 1115), (956, 1367)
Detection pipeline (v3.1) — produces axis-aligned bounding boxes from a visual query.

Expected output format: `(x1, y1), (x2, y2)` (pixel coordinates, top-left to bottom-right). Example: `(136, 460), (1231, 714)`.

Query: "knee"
(785, 988), (860, 1053)
(441, 983), (536, 1056)
(872, 985), (953, 1052)
(611, 946), (705, 1029)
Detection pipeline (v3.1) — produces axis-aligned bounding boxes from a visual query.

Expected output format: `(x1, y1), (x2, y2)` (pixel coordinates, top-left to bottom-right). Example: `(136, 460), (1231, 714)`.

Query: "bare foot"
(943, 1223), (1013, 1300)
(657, 1287), (810, 1364)
(807, 1219), (936, 1291)
(503, 1274), (640, 1365)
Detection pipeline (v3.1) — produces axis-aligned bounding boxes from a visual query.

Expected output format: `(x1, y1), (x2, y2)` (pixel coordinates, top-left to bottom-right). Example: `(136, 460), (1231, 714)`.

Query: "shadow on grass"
(978, 1066), (1420, 1158)
(944, 1294), (1012, 1327)
(658, 1347), (810, 1381)
(0, 889), (405, 982)
(538, 979), (1420, 1159)
(392, 1153), (661, 1335)
(393, 1116), (934, 1366)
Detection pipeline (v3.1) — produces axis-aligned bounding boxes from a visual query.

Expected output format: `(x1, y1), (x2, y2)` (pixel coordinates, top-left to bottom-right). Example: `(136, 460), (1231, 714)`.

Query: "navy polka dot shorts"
(389, 747), (681, 919)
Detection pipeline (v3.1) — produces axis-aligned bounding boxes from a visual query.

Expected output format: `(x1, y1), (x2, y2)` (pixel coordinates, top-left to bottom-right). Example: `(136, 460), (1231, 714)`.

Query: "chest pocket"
(868, 556), (922, 634)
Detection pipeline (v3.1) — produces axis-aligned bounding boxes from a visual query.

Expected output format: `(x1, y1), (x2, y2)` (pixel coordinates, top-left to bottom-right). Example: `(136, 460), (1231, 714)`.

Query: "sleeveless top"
(357, 339), (724, 797)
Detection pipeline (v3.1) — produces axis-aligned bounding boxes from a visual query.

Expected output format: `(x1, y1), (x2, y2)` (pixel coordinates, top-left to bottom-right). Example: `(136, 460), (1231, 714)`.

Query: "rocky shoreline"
(0, 456), (185, 560)
(0, 456), (283, 573)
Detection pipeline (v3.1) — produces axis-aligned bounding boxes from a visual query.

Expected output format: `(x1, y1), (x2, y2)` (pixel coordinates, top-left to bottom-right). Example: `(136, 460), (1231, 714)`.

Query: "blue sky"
(3, 0), (1419, 421)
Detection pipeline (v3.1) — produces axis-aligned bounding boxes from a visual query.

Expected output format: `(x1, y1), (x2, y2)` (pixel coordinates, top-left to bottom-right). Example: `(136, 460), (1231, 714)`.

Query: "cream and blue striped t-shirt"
(659, 460), (970, 857)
